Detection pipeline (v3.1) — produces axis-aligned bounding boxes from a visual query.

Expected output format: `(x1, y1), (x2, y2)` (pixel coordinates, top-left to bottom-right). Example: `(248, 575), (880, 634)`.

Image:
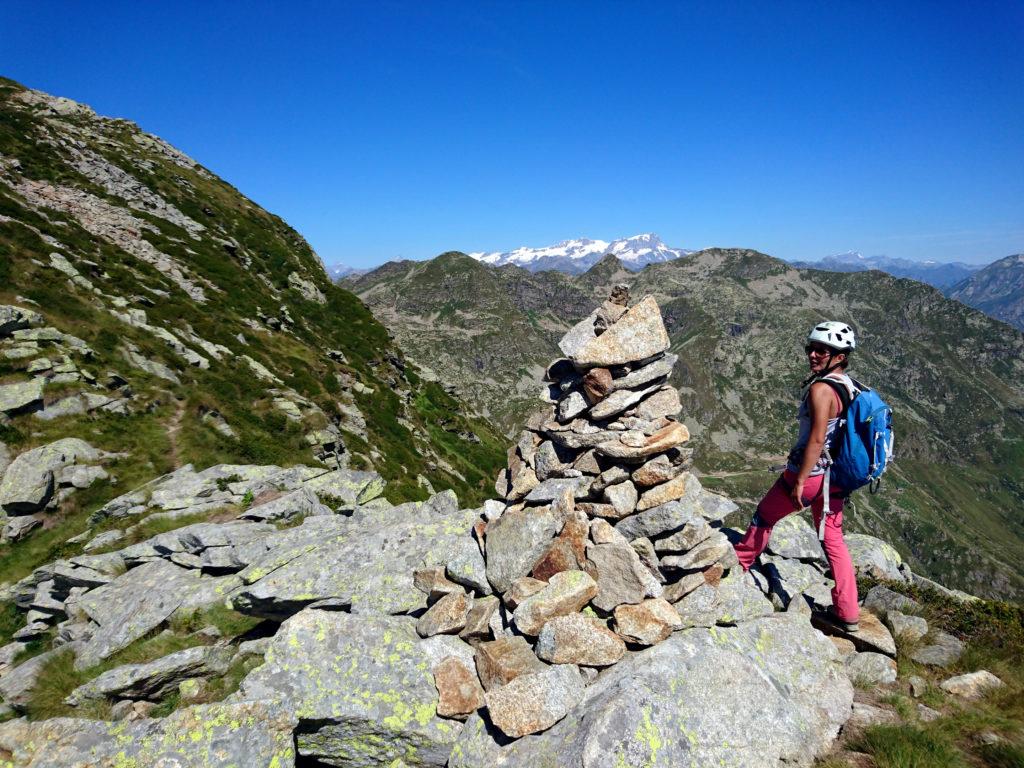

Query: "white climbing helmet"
(807, 321), (856, 352)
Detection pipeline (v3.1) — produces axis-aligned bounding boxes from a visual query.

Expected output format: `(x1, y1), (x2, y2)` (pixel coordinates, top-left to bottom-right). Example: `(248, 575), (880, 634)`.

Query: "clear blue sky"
(3, 1), (1022, 268)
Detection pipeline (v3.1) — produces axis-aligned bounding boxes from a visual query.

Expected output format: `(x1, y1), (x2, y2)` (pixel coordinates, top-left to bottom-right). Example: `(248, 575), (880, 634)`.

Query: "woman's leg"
(811, 494), (859, 622)
(734, 472), (807, 570)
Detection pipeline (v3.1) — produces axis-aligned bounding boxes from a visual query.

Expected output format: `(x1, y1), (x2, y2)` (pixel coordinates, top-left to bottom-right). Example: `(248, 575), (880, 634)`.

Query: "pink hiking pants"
(733, 470), (859, 622)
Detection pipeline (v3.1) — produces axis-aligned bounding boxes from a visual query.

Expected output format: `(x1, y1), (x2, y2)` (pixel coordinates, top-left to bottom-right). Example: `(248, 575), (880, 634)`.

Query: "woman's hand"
(790, 478), (806, 509)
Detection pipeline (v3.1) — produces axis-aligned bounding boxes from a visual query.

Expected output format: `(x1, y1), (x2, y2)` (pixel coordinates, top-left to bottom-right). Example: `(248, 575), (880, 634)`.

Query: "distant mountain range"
(322, 262), (370, 280)
(947, 253), (1024, 331)
(468, 233), (693, 274)
(788, 251), (980, 290)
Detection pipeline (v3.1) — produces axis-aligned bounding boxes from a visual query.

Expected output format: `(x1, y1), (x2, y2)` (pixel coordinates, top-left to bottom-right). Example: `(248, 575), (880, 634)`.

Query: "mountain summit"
(469, 233), (692, 274)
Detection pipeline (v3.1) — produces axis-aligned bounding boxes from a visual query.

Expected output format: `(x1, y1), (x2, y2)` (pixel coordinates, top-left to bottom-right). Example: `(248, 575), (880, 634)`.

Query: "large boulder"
(0, 700), (295, 767)
(0, 438), (102, 514)
(450, 615), (852, 767)
(234, 610), (462, 767)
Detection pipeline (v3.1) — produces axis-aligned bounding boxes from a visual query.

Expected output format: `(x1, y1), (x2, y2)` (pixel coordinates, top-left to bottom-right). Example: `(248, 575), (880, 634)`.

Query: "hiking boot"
(815, 606), (859, 633)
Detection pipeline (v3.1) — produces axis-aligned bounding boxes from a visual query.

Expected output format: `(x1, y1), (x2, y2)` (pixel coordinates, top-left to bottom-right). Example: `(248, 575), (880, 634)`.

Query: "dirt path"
(167, 398), (185, 469)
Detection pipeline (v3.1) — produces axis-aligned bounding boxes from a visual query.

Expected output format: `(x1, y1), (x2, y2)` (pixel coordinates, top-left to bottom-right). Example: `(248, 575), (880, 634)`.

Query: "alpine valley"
(350, 249), (1024, 601)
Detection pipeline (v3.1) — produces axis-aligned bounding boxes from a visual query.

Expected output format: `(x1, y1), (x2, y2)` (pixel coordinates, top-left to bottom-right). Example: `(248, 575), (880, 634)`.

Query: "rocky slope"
(350, 250), (1024, 601)
(0, 76), (507, 547)
(946, 253), (1024, 332)
(0, 292), (1002, 767)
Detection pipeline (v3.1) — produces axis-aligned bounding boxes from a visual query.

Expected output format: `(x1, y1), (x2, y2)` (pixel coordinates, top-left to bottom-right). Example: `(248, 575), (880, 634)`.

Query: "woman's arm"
(790, 382), (837, 508)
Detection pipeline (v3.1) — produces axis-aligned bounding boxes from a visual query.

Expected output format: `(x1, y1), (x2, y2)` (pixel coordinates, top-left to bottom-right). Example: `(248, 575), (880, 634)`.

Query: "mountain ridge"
(350, 247), (1024, 600)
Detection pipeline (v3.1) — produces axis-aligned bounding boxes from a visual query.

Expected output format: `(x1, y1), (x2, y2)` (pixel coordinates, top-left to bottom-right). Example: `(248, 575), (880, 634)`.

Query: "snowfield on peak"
(469, 233), (693, 274)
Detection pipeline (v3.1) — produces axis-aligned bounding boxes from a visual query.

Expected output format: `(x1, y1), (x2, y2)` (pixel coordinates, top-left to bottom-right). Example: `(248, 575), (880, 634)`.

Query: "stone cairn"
(414, 288), (740, 739)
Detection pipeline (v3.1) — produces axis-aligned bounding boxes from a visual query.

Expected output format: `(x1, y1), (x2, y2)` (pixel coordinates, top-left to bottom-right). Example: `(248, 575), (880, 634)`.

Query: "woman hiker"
(732, 321), (860, 632)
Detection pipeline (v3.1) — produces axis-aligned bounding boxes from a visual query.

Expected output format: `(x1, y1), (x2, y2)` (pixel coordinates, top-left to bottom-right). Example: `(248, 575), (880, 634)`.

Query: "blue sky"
(2, 1), (1022, 268)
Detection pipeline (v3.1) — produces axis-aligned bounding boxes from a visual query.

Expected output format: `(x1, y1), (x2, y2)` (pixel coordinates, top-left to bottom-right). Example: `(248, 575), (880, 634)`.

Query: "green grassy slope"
(0, 77), (505, 582)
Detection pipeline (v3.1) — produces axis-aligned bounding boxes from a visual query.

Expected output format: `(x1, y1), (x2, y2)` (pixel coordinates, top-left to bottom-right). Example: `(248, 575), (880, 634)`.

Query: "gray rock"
(910, 631), (964, 668)
(614, 497), (701, 541)
(846, 652), (898, 685)
(558, 391), (589, 422)
(240, 487), (331, 522)
(660, 531), (732, 572)
(848, 702), (898, 728)
(0, 647), (66, 709)
(75, 560), (235, 669)
(234, 499), (488, 619)
(845, 534), (907, 581)
(765, 515), (824, 561)
(587, 542), (662, 612)
(450, 615), (852, 767)
(603, 480), (638, 517)
(673, 584), (722, 629)
(484, 663), (585, 738)
(0, 379), (44, 416)
(887, 610), (928, 643)
(2, 515), (41, 542)
(633, 386), (683, 421)
(862, 584), (920, 619)
(81, 529), (124, 553)
(940, 670), (1004, 699)
(524, 477), (591, 504)
(0, 305), (43, 336)
(0, 438), (101, 513)
(654, 516), (712, 553)
(608, 354), (677, 393)
(234, 610), (462, 766)
(65, 645), (234, 705)
(0, 700), (296, 767)
(589, 382), (661, 421)
(715, 570), (775, 625)
(533, 441), (573, 481)
(485, 506), (559, 594)
(760, 556), (830, 609)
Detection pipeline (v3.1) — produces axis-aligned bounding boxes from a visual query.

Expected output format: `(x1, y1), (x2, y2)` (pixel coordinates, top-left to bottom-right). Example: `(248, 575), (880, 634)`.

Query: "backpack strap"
(815, 374), (856, 416)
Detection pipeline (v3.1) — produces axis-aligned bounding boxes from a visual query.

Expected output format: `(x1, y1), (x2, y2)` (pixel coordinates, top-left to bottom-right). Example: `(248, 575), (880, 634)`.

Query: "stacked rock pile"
(415, 289), (754, 739)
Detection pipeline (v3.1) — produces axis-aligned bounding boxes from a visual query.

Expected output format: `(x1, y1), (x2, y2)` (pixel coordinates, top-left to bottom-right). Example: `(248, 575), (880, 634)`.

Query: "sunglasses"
(804, 345), (833, 356)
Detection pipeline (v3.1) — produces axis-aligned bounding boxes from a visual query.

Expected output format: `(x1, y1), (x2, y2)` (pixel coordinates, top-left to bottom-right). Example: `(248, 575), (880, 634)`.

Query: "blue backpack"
(821, 377), (895, 494)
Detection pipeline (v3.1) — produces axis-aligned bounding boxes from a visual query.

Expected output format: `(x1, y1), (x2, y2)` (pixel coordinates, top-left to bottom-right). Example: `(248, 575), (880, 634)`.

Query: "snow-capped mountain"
(469, 234), (692, 274)
(322, 261), (370, 281)
(788, 251), (980, 290)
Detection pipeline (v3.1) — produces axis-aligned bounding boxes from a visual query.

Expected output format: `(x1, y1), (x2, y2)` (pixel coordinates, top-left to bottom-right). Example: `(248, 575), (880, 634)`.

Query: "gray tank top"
(786, 373), (855, 476)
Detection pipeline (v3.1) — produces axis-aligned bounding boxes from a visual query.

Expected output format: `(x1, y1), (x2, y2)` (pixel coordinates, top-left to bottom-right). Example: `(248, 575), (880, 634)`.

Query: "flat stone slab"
(0, 379), (44, 415)
(0, 700), (296, 767)
(234, 610), (462, 766)
(232, 495), (487, 619)
(65, 645), (234, 705)
(75, 559), (236, 669)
